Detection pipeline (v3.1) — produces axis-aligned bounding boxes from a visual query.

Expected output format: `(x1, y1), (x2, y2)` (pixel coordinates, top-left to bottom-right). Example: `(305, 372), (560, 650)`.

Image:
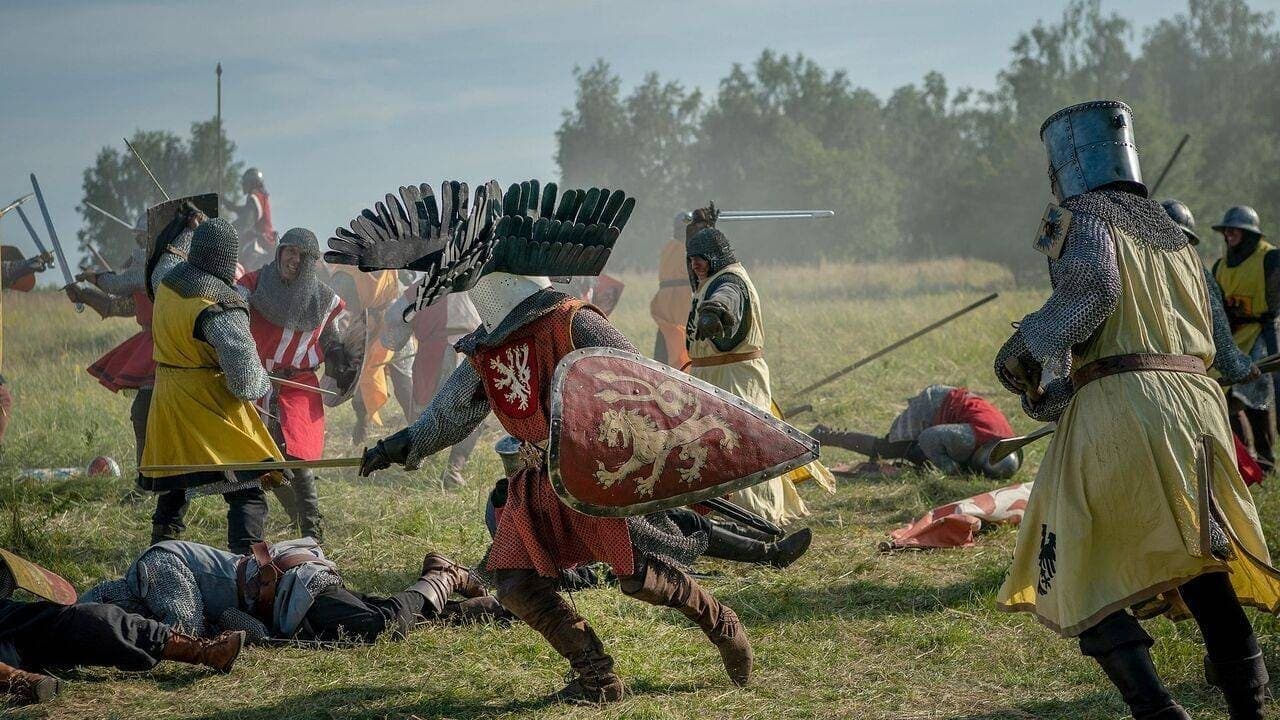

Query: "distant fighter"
(81, 539), (508, 643)
(685, 221), (834, 525)
(0, 245), (52, 443)
(236, 228), (347, 541)
(232, 167), (277, 270)
(812, 385), (1020, 479)
(650, 208), (713, 368)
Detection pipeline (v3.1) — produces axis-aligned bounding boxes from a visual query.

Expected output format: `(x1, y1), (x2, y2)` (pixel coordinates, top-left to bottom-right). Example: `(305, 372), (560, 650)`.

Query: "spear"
(1149, 134), (1190, 197)
(123, 137), (171, 201)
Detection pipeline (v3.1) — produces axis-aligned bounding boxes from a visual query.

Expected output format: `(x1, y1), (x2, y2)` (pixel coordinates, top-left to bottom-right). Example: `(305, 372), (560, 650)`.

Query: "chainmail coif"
(162, 219), (247, 308)
(686, 227), (738, 289)
(250, 228), (333, 331)
(1061, 188), (1187, 252)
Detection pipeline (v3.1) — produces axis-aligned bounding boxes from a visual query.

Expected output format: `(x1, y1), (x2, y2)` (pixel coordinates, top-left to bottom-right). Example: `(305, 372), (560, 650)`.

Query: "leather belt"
(235, 541), (330, 621)
(688, 349), (764, 368)
(1071, 353), (1207, 390)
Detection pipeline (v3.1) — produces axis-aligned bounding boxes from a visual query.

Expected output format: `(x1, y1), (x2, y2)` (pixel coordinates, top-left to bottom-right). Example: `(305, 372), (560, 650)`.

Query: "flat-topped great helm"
(1212, 206), (1264, 237)
(1040, 100), (1145, 202)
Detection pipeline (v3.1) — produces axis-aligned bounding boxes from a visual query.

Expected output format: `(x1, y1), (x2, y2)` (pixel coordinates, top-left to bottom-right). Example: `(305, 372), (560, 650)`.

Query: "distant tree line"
(556, 0), (1280, 276)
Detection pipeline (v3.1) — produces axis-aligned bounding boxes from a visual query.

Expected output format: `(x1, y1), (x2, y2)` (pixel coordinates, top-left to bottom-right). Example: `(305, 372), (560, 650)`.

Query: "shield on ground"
(0, 548), (77, 604)
(0, 246), (35, 292)
(321, 308), (369, 407)
(144, 193), (219, 294)
(549, 347), (818, 517)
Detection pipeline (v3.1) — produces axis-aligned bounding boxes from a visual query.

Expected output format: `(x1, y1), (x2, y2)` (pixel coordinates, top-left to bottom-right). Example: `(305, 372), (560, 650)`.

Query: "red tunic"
(249, 189), (277, 250)
(934, 387), (1015, 447)
(475, 298), (635, 578)
(237, 271), (345, 460)
(87, 290), (157, 392)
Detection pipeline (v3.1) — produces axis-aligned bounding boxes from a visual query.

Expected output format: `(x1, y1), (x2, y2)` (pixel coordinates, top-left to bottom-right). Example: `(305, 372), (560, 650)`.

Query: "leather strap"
(688, 349), (764, 368)
(235, 541), (331, 622)
(1072, 353), (1207, 390)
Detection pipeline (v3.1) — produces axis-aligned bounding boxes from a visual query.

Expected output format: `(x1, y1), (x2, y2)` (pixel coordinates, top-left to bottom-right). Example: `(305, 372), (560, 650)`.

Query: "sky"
(3, 0), (1279, 266)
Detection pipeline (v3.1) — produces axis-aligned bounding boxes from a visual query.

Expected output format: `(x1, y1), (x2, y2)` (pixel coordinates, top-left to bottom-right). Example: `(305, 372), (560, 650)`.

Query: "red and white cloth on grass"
(885, 481), (1033, 550)
(237, 270), (345, 460)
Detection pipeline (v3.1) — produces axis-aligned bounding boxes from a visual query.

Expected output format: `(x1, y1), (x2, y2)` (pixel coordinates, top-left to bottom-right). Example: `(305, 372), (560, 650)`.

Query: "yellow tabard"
(141, 285), (281, 477)
(1214, 239), (1276, 353)
(688, 264), (834, 526)
(997, 223), (1280, 637)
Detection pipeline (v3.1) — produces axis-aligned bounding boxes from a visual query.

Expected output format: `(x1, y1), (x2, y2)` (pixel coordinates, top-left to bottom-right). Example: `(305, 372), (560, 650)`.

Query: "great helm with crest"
(1040, 100), (1145, 202)
(325, 180), (635, 323)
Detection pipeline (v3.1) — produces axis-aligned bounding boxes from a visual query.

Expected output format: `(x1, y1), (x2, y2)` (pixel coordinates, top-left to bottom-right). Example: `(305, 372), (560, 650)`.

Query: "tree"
(77, 119), (242, 267)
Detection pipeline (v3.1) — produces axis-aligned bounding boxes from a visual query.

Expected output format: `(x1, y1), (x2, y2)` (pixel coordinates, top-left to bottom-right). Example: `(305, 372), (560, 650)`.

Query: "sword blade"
(0, 193), (33, 219)
(987, 423), (1057, 464)
(28, 174), (81, 312)
(141, 456), (364, 474)
(14, 206), (50, 256)
(270, 375), (339, 396)
(123, 137), (171, 201)
(84, 201), (135, 231)
(681, 209), (836, 223)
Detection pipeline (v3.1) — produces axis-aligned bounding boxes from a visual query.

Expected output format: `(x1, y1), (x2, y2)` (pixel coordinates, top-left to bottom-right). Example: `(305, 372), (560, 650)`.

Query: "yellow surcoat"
(141, 285), (281, 477)
(1214, 239), (1275, 354)
(997, 223), (1280, 636)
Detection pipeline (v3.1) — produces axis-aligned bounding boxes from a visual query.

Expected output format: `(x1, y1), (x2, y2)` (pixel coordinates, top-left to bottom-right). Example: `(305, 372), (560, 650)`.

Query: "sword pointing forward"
(987, 353), (1280, 463)
(29, 174), (82, 312)
(269, 375), (339, 396)
(141, 456), (363, 474)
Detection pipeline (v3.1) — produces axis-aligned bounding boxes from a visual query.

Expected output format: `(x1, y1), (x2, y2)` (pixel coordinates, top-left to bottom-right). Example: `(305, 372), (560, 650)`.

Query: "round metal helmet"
(1160, 199), (1199, 244)
(242, 167), (264, 189)
(1212, 206), (1264, 237)
(1040, 100), (1145, 202)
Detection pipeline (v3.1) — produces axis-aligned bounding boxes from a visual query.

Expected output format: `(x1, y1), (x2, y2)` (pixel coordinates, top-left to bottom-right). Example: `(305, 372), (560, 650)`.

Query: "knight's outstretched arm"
(361, 361), (491, 475)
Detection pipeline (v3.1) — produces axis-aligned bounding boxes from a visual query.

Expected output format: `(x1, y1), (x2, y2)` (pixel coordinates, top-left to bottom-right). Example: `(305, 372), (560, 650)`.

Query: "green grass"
(1, 259), (1275, 719)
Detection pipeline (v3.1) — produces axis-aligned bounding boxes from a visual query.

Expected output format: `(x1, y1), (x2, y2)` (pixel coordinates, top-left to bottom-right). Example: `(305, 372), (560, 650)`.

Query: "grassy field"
(2, 259), (1276, 719)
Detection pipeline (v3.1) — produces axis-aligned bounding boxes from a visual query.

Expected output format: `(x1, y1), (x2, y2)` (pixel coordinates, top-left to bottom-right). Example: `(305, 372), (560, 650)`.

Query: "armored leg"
(669, 508), (811, 568)
(151, 489), (189, 543)
(223, 486), (268, 555)
(1181, 571), (1268, 720)
(301, 585), (426, 642)
(1078, 611), (1187, 719)
(493, 569), (623, 704)
(619, 557), (752, 686)
(271, 467), (323, 542)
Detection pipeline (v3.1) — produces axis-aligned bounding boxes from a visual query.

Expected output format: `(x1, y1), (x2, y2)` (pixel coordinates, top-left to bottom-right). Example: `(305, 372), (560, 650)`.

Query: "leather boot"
(1093, 644), (1188, 720)
(494, 570), (624, 704)
(1206, 652), (1269, 720)
(150, 522), (182, 544)
(161, 630), (245, 674)
(0, 662), (60, 705)
(706, 525), (812, 569)
(621, 559), (752, 686)
(420, 552), (486, 599)
(439, 596), (516, 625)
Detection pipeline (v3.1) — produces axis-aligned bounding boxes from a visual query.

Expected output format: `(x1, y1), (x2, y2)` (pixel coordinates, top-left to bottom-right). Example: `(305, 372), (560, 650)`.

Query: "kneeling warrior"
(812, 385), (1021, 479)
(335, 180), (756, 703)
(81, 539), (504, 643)
(996, 100), (1280, 720)
(0, 550), (243, 706)
(236, 228), (347, 542)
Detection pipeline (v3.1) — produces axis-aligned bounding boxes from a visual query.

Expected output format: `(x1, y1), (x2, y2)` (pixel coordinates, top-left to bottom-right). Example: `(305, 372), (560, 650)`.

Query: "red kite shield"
(0, 548), (77, 605)
(549, 347), (818, 517)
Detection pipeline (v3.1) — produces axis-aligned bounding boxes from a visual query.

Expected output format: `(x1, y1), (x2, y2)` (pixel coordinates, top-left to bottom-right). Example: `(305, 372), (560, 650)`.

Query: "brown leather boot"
(495, 570), (625, 704)
(621, 558), (753, 686)
(0, 662), (60, 705)
(421, 552), (486, 599)
(161, 630), (245, 674)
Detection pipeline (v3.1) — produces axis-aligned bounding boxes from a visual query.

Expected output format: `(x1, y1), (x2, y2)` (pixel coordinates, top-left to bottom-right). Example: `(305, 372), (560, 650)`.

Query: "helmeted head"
(188, 217), (240, 285)
(276, 227), (319, 283)
(685, 202), (720, 241)
(687, 227), (737, 287)
(1213, 206), (1264, 248)
(242, 167), (264, 193)
(1160, 199), (1199, 245)
(1040, 100), (1145, 202)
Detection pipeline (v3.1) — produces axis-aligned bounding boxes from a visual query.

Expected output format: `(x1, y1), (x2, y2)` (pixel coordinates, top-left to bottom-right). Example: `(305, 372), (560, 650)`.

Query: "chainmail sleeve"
(1205, 268), (1254, 383)
(1017, 211), (1122, 379)
(404, 361), (491, 469)
(199, 308), (270, 401)
(1023, 377), (1074, 423)
(136, 549), (207, 636)
(572, 308), (639, 352)
(217, 607), (270, 641)
(95, 250), (147, 295)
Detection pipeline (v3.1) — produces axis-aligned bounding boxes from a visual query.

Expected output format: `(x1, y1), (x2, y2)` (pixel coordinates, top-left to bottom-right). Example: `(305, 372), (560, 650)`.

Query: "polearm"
(84, 201), (133, 231)
(783, 292), (1000, 416)
(680, 209), (836, 222)
(215, 63), (223, 199)
(1149, 133), (1190, 197)
(28, 174), (82, 312)
(123, 137), (171, 201)
(987, 352), (1280, 463)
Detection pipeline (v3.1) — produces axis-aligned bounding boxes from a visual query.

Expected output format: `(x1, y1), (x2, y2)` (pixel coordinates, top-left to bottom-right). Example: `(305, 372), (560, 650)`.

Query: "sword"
(29, 174), (81, 312)
(784, 293), (1000, 416)
(270, 375), (339, 397)
(680, 209), (835, 223)
(123, 137), (171, 201)
(141, 456), (364, 474)
(85, 201), (134, 231)
(0, 193), (32, 219)
(14, 206), (50, 256)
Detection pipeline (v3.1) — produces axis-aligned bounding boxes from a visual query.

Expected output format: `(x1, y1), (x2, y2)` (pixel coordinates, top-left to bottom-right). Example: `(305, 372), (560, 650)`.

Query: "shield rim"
(548, 346), (818, 517)
(321, 307), (370, 407)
